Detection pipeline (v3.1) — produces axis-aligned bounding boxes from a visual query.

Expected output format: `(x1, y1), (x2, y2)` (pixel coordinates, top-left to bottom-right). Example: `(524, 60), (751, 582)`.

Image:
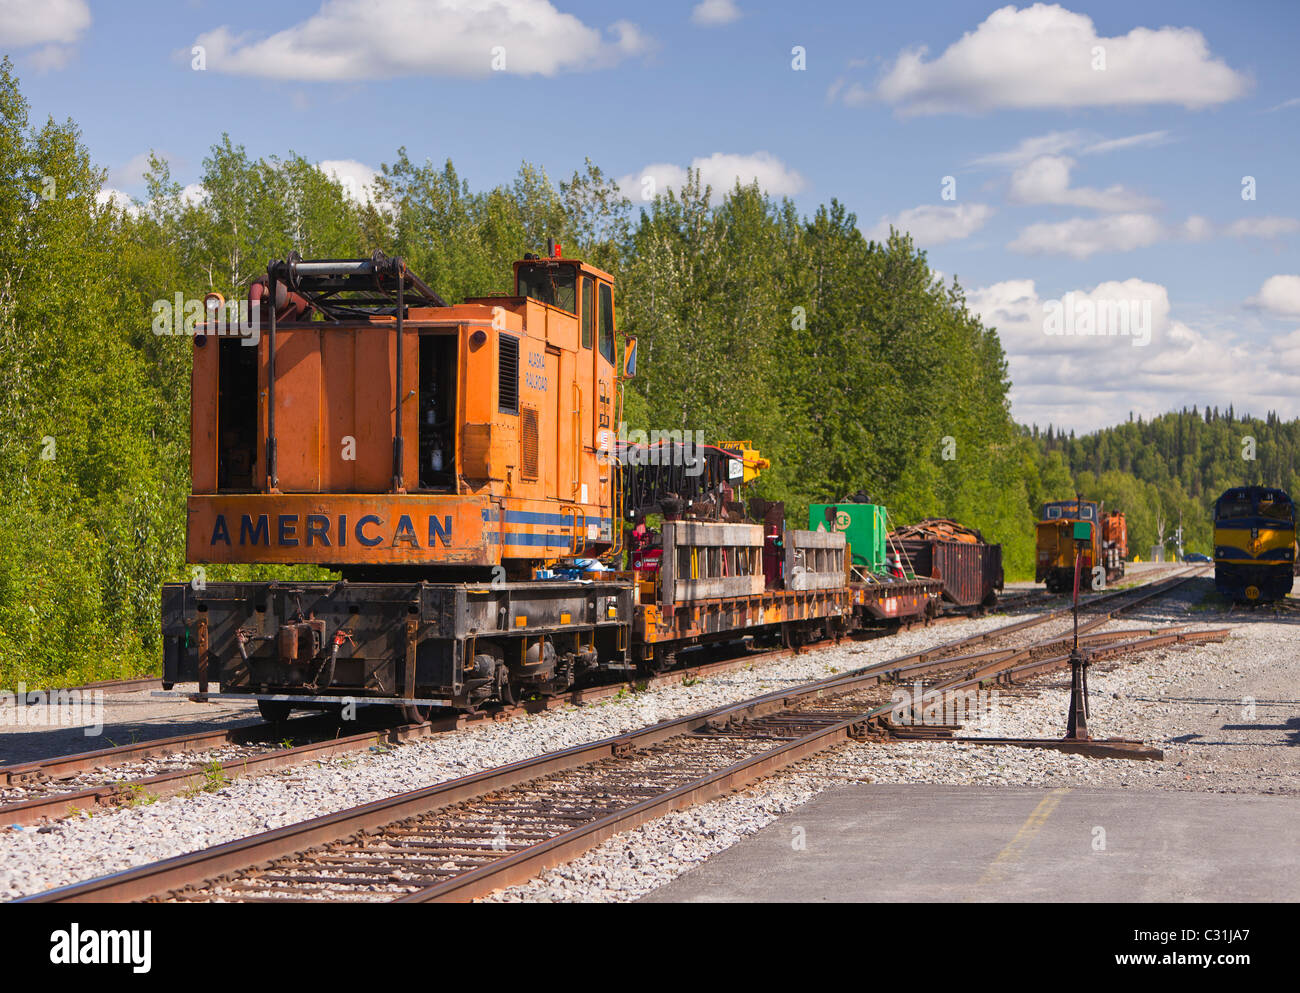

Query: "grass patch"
(115, 781), (158, 808)
(180, 759), (229, 798)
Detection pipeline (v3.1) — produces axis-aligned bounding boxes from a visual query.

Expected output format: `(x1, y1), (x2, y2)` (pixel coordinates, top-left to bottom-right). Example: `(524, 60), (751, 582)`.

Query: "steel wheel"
(257, 699), (292, 723)
(496, 664), (517, 706)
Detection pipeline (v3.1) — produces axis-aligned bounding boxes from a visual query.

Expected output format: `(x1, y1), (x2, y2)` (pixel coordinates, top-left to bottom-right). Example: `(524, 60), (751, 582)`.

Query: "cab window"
(518, 262), (576, 313)
(581, 276), (593, 349)
(1216, 499), (1253, 520)
(1259, 498), (1293, 521)
(598, 282), (615, 363)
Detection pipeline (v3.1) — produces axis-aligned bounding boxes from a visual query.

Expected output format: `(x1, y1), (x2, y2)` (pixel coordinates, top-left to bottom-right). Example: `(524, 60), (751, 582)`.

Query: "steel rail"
(3, 567), (1202, 826)
(0, 715), (342, 788)
(942, 628), (1230, 694)
(797, 567), (1203, 701)
(0, 641), (822, 825)
(4, 676), (160, 704)
(19, 567), (1210, 903)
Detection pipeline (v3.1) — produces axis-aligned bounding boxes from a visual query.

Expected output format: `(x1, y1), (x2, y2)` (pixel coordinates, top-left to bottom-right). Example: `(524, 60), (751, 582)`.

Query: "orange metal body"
(163, 251), (880, 713)
(1102, 511), (1127, 560)
(188, 262), (620, 570)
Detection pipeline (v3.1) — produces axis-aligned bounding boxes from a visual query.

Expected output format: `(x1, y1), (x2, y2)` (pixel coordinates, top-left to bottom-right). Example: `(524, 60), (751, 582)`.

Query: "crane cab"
(185, 250), (624, 576)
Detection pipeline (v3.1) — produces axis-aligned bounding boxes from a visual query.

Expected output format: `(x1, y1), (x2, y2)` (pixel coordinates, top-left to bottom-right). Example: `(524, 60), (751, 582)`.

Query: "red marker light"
(553, 242), (562, 258)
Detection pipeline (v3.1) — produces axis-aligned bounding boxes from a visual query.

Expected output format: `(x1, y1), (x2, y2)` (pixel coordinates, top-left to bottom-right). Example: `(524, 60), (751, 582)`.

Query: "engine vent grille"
(498, 334), (519, 415)
(521, 407), (539, 480)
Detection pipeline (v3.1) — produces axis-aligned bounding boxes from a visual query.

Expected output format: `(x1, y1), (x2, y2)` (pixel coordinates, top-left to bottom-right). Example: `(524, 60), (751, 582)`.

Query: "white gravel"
(0, 606), (1040, 900)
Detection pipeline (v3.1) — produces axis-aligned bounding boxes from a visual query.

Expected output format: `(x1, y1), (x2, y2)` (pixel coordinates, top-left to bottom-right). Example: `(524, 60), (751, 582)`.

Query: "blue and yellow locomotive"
(1213, 486), (1295, 603)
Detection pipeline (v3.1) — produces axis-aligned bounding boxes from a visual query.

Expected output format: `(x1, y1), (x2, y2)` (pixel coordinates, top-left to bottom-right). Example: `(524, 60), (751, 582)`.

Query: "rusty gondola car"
(888, 518), (1004, 612)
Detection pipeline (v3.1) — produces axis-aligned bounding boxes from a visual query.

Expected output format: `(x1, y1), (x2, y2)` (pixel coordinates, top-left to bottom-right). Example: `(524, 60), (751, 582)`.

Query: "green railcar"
(808, 503), (887, 570)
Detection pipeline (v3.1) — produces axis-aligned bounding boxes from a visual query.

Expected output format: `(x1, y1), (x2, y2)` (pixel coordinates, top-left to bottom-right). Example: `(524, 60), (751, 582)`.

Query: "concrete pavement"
(644, 784), (1300, 902)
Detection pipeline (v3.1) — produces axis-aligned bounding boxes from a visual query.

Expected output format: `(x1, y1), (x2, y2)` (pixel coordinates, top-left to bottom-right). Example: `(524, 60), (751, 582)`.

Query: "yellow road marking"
(976, 787), (1071, 889)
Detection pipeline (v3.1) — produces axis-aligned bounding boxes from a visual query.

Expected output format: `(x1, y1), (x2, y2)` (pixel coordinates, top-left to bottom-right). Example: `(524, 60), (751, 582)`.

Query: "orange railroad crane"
(165, 246), (635, 721)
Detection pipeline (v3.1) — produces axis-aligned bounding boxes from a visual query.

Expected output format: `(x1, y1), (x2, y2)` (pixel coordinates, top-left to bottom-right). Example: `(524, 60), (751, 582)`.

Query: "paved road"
(644, 784), (1300, 902)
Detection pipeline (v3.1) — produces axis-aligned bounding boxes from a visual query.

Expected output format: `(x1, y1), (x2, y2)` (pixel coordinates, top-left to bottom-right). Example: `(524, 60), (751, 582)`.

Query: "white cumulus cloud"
(1009, 213), (1168, 259)
(969, 277), (1298, 430)
(618, 152), (805, 200)
(95, 187), (139, 217)
(970, 130), (1086, 167)
(864, 203), (994, 247)
(0, 0), (89, 70)
(0, 0), (89, 46)
(1007, 155), (1156, 211)
(1249, 275), (1300, 317)
(969, 277), (1171, 356)
(180, 183), (207, 208)
(319, 159), (381, 205)
(691, 0), (741, 26)
(192, 0), (649, 80)
(865, 3), (1249, 116)
(1226, 217), (1300, 240)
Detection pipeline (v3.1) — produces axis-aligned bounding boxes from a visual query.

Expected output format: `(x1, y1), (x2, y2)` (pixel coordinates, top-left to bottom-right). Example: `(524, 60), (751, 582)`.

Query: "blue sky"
(4, 0), (1300, 432)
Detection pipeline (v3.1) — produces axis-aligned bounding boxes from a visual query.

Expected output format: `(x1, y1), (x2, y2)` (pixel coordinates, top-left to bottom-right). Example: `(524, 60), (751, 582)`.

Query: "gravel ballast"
(2, 574), (1267, 903)
(0, 606), (1032, 900)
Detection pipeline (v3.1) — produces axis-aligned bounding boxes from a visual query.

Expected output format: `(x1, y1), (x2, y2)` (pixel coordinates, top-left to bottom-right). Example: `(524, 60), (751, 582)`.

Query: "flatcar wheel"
(642, 649), (674, 675)
(257, 699), (292, 723)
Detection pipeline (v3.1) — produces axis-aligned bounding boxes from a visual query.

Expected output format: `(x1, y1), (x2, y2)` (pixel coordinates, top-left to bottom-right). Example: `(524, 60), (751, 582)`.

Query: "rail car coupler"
(277, 620), (326, 662)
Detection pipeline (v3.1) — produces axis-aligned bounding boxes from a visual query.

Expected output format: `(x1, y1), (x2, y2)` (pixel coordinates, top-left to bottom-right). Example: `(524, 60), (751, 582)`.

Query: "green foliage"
(180, 759), (229, 797)
(620, 183), (1040, 576)
(0, 65), (360, 686)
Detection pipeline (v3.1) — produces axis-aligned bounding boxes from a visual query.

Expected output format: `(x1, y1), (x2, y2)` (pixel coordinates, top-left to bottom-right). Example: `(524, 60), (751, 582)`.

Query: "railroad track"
(993, 589), (1058, 610)
(0, 568), (1195, 825)
(18, 567), (1220, 903)
(7, 676), (161, 702)
(0, 640), (820, 826)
